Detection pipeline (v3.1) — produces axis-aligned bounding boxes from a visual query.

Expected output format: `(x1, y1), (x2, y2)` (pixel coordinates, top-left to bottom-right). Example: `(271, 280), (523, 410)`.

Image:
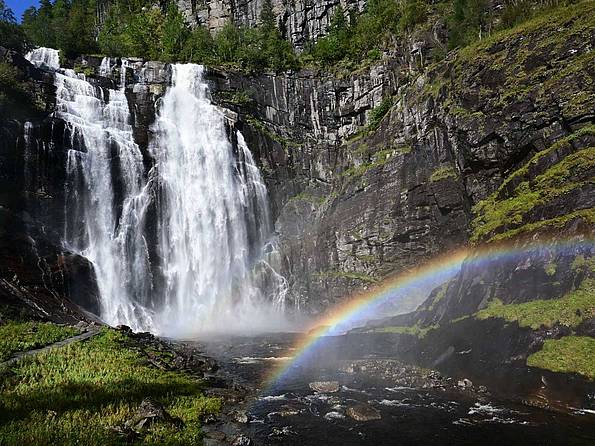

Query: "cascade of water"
(36, 52), (287, 335)
(25, 47), (60, 70)
(57, 64), (154, 331)
(149, 64), (288, 335)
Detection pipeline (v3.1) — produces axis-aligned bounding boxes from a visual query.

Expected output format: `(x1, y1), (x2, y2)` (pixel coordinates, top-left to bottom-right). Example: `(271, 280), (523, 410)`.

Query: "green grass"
(319, 270), (378, 284)
(429, 166), (457, 182)
(0, 322), (79, 362)
(367, 97), (393, 130)
(342, 148), (395, 178)
(527, 336), (595, 380)
(475, 278), (595, 330)
(488, 208), (595, 243)
(471, 145), (595, 243)
(369, 323), (438, 338)
(0, 329), (221, 445)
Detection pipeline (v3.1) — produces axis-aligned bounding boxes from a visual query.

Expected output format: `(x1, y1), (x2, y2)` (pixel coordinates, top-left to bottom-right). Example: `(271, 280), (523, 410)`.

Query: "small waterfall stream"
(26, 49), (288, 335)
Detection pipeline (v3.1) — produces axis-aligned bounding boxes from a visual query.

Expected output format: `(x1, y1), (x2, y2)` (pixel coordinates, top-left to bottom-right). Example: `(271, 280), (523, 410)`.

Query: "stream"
(193, 333), (595, 445)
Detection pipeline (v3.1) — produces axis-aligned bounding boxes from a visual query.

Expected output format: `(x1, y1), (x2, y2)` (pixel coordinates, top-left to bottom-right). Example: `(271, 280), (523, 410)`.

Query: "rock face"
(207, 6), (594, 314)
(1, 4), (593, 333)
(173, 0), (366, 50)
(0, 49), (100, 322)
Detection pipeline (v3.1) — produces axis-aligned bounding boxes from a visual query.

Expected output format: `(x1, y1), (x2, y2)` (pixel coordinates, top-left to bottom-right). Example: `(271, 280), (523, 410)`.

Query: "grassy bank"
(0, 321), (79, 362)
(0, 328), (220, 445)
(527, 336), (595, 380)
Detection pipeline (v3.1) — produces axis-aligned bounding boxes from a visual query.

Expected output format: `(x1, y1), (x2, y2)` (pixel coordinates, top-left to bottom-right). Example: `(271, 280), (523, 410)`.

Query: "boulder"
(125, 399), (183, 432)
(346, 404), (381, 422)
(309, 381), (340, 393)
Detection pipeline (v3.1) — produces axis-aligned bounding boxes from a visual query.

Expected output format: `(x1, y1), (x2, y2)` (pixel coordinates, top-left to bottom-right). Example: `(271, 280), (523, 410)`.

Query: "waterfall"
(28, 50), (287, 335)
(26, 47), (60, 70)
(149, 64), (288, 335)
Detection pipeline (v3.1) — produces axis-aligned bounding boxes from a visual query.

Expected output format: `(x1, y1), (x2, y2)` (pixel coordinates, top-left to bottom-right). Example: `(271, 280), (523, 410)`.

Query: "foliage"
(22, 0), (98, 58)
(475, 278), (595, 329)
(308, 0), (409, 67)
(368, 96), (393, 129)
(0, 0), (31, 53)
(447, 0), (490, 49)
(527, 336), (595, 379)
(430, 165), (458, 182)
(0, 329), (221, 445)
(371, 323), (438, 338)
(471, 145), (595, 242)
(0, 321), (78, 362)
(342, 148), (395, 178)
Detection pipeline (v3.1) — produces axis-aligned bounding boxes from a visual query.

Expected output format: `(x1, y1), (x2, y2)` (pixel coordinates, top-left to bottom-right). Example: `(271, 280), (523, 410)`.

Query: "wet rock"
(457, 378), (473, 388)
(346, 404), (381, 422)
(309, 381), (340, 393)
(229, 410), (250, 424)
(231, 434), (252, 446)
(125, 399), (183, 431)
(201, 413), (218, 424)
(205, 430), (226, 441)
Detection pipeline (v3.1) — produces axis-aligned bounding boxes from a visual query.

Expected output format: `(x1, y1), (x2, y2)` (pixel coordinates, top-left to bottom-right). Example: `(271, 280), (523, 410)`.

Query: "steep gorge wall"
(213, 4), (595, 313)
(1, 3), (593, 324)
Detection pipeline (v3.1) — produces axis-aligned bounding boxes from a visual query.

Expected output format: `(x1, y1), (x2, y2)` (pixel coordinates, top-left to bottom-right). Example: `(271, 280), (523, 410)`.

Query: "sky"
(6, 0), (40, 22)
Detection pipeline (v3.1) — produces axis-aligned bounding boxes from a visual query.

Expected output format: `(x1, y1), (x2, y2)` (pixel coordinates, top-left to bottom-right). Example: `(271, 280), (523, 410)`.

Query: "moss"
(475, 278), (595, 330)
(246, 115), (301, 151)
(449, 315), (470, 324)
(396, 144), (413, 155)
(426, 283), (448, 311)
(367, 96), (393, 130)
(544, 261), (557, 276)
(288, 191), (326, 205)
(320, 270), (378, 284)
(527, 336), (595, 380)
(0, 321), (79, 362)
(218, 89), (254, 106)
(471, 145), (595, 243)
(370, 323), (439, 338)
(429, 165), (458, 182)
(342, 148), (395, 178)
(571, 254), (595, 273)
(73, 64), (95, 77)
(0, 329), (221, 445)
(488, 208), (595, 242)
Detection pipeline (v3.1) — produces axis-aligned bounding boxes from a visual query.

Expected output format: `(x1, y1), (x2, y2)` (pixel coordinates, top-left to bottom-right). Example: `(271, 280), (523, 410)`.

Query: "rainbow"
(265, 237), (594, 389)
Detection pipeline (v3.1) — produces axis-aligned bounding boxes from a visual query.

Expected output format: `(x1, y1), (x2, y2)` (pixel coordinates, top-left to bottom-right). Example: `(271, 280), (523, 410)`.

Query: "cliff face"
(174, 0), (366, 50)
(1, 4), (593, 331)
(0, 49), (100, 322)
(211, 4), (595, 314)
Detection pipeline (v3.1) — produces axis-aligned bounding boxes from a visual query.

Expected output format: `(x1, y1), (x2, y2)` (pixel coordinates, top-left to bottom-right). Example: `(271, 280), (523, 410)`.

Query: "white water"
(29, 50), (288, 335)
(26, 47), (60, 70)
(149, 64), (288, 335)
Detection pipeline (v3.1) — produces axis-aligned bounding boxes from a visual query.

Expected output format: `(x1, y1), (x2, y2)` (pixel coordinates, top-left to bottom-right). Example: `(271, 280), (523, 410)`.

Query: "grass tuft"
(527, 336), (595, 380)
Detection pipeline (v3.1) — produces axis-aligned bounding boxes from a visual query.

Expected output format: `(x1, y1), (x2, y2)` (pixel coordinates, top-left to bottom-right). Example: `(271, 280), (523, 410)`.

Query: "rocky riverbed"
(187, 333), (595, 446)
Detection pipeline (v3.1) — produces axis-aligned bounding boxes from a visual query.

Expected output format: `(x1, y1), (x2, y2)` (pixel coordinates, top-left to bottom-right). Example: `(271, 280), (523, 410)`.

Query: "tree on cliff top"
(0, 0), (30, 53)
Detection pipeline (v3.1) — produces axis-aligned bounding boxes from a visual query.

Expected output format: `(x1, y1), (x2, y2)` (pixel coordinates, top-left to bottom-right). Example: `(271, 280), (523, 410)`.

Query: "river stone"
(231, 434), (252, 446)
(125, 398), (183, 431)
(346, 404), (381, 422)
(309, 381), (340, 393)
(229, 409), (250, 423)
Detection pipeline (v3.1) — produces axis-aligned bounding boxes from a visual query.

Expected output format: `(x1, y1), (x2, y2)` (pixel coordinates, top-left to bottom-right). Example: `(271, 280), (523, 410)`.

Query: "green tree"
(181, 25), (215, 63)
(0, 0), (30, 52)
(311, 6), (352, 65)
(162, 2), (189, 62)
(448, 0), (490, 48)
(399, 0), (428, 32)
